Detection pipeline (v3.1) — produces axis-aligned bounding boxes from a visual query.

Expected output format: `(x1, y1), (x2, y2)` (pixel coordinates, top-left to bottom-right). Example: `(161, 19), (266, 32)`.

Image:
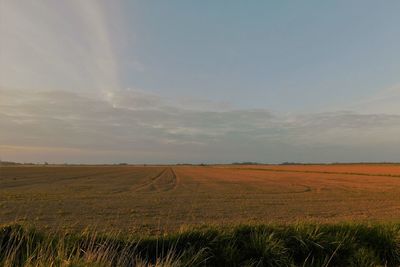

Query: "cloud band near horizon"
(1, 88), (400, 164)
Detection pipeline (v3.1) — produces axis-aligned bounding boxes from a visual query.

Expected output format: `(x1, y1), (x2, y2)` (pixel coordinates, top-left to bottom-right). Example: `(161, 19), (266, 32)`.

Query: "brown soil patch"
(2, 164), (400, 233)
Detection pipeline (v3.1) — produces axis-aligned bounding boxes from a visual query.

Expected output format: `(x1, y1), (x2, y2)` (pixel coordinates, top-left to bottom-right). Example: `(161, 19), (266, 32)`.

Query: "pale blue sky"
(1, 1), (400, 163)
(117, 1), (400, 111)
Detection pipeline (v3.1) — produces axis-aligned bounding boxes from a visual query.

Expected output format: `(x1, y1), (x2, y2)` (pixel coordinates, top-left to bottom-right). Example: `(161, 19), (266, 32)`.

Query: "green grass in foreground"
(1, 223), (400, 266)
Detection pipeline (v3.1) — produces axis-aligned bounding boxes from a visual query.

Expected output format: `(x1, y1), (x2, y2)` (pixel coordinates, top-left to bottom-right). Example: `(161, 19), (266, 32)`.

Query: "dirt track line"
(224, 167), (400, 178)
(170, 167), (179, 191)
(132, 168), (167, 192)
(132, 168), (179, 193)
(150, 167), (178, 192)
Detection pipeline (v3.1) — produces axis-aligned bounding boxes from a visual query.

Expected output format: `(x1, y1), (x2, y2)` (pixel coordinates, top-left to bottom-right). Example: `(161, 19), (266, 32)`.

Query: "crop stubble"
(1, 164), (400, 233)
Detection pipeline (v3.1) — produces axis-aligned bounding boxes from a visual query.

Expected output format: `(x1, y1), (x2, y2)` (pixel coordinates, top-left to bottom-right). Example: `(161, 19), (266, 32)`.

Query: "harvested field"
(1, 164), (400, 233)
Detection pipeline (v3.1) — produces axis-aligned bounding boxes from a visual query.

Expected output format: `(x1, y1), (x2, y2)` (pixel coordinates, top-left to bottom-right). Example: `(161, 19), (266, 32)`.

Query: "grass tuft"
(2, 223), (400, 266)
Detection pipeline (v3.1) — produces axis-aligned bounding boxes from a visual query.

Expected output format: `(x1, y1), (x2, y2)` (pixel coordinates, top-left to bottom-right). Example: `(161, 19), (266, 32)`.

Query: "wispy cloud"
(2, 88), (400, 163)
(0, 1), (122, 97)
(350, 84), (400, 115)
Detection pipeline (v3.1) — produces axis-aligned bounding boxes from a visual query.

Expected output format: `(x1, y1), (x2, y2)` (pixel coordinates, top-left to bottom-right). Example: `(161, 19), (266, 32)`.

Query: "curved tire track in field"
(132, 168), (178, 193)
(264, 184), (312, 194)
(242, 174), (313, 195)
(169, 167), (179, 191)
(231, 183), (312, 195)
(131, 168), (167, 192)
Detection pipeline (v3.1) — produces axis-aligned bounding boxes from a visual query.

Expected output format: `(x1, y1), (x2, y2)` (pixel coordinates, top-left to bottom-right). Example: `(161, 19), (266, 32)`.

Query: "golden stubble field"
(1, 164), (400, 233)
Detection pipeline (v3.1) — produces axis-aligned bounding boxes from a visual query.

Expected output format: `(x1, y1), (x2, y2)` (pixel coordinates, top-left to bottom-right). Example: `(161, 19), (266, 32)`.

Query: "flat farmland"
(2, 164), (400, 233)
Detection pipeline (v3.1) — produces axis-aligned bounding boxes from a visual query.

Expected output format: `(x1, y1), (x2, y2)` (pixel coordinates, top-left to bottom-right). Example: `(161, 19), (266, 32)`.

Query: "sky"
(1, 0), (400, 164)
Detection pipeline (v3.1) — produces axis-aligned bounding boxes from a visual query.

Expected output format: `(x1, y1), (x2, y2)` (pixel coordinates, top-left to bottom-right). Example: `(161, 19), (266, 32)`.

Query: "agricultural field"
(2, 164), (400, 233)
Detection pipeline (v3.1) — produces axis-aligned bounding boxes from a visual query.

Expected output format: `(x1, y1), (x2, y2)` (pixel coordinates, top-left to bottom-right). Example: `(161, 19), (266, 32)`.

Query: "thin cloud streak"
(350, 84), (400, 115)
(1, 88), (400, 163)
(0, 1), (121, 98)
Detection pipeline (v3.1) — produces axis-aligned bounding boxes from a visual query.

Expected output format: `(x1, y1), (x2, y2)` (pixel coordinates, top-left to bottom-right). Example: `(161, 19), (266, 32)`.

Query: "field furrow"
(2, 164), (400, 233)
